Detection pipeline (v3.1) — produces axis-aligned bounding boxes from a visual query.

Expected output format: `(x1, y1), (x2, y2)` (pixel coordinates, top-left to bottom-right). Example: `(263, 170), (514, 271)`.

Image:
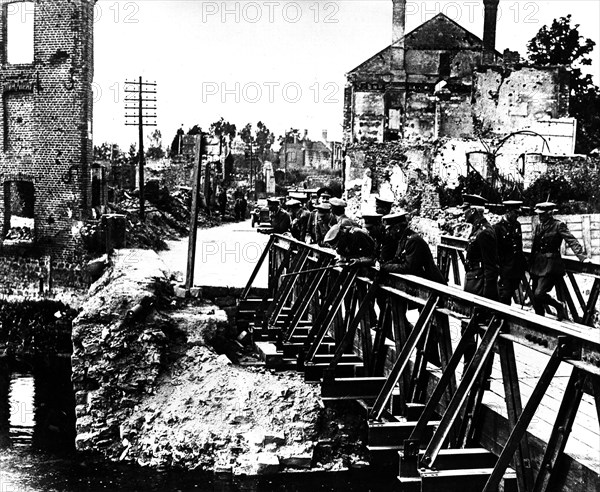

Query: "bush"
(523, 165), (600, 212)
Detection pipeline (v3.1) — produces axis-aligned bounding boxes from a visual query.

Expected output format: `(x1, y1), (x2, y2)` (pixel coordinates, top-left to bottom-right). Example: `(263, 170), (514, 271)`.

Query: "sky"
(91, 0), (600, 149)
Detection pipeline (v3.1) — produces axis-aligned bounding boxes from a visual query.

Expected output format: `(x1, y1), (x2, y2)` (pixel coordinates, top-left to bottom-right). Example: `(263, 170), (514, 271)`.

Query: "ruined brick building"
(0, 0), (95, 258)
(344, 0), (570, 144)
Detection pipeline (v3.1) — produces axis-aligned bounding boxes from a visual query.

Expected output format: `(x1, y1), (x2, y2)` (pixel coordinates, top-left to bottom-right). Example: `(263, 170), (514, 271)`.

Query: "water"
(1, 375), (395, 492)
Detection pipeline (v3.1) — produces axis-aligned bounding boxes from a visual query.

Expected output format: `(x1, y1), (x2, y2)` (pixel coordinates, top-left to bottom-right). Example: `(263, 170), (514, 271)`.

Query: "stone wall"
(71, 249), (173, 455)
(0, 252), (87, 296)
(0, 0), (94, 256)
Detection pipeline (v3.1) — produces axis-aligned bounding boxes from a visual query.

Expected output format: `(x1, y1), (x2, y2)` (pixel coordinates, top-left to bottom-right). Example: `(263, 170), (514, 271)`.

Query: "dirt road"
(158, 219), (270, 289)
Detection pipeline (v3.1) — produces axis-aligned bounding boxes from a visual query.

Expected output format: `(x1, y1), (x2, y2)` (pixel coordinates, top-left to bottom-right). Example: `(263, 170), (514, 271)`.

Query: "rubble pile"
(72, 249), (368, 475)
(122, 344), (324, 474)
(72, 250), (175, 454)
(82, 185), (221, 252)
(3, 226), (34, 242)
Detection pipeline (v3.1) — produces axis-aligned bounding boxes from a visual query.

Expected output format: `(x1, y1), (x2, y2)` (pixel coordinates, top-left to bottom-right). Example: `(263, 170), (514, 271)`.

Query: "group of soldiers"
(260, 188), (590, 321)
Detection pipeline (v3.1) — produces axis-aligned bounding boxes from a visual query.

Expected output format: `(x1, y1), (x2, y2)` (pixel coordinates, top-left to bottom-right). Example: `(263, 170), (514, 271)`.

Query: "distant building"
(280, 131), (343, 171)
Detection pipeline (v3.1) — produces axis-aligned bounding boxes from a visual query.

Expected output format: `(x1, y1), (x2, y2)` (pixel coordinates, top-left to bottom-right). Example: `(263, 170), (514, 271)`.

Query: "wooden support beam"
(498, 338), (534, 491)
(304, 268), (359, 362)
(482, 338), (567, 492)
(266, 248), (310, 326)
(420, 467), (518, 492)
(240, 234), (275, 300)
(368, 420), (440, 447)
(321, 377), (386, 400)
(369, 294), (440, 420)
(532, 368), (586, 492)
(421, 316), (504, 469)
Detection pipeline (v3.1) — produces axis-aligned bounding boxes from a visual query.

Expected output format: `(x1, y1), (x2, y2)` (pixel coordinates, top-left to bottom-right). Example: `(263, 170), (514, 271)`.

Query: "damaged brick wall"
(473, 65), (570, 135)
(0, 0), (94, 257)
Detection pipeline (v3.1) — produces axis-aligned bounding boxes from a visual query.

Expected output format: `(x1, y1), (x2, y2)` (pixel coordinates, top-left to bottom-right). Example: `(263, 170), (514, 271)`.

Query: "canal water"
(1, 374), (396, 492)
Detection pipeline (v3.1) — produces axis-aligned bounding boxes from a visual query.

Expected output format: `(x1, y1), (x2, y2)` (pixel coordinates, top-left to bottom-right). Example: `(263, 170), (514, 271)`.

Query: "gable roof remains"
(348, 13), (501, 76)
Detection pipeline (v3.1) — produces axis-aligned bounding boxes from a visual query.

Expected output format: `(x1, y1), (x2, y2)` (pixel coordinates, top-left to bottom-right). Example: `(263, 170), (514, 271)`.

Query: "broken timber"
(238, 234), (600, 491)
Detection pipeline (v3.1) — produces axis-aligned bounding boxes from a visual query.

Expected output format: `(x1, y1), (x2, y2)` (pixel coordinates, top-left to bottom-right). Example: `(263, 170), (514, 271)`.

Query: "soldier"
(287, 199), (310, 242)
(379, 211), (445, 283)
(461, 194), (499, 301)
(530, 202), (589, 320)
(258, 197), (291, 234)
(307, 203), (333, 246)
(305, 188), (332, 242)
(329, 198), (358, 227)
(362, 213), (384, 252)
(323, 224), (376, 266)
(494, 200), (527, 305)
(375, 196), (394, 216)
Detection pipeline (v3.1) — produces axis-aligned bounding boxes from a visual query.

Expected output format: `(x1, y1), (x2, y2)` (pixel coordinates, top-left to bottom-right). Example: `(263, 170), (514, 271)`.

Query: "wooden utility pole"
(185, 134), (206, 292)
(124, 77), (157, 220)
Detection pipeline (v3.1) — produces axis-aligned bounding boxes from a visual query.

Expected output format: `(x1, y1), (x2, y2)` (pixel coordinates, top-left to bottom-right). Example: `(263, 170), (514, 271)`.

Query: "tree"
(527, 15), (600, 153)
(146, 129), (165, 159)
(238, 122), (275, 160)
(255, 121), (275, 158)
(209, 118), (237, 142)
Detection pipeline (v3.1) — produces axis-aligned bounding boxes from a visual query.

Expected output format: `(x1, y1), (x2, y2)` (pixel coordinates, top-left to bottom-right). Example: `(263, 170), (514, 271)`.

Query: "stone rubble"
(71, 249), (368, 476)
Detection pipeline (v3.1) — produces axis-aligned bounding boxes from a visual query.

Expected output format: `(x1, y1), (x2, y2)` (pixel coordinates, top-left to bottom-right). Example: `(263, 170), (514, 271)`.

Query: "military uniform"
(331, 227), (376, 261)
(290, 207), (310, 241)
(269, 208), (291, 234)
(530, 209), (587, 317)
(381, 227), (445, 284)
(494, 217), (527, 304)
(465, 217), (499, 301)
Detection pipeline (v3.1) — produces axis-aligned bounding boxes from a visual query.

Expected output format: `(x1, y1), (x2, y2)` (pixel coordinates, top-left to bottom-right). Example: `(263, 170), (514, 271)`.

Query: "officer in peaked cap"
(380, 211), (445, 283)
(287, 199), (310, 242)
(323, 223), (375, 267)
(362, 213), (384, 248)
(306, 188), (332, 243)
(375, 196), (394, 216)
(329, 197), (357, 227)
(259, 197), (291, 235)
(461, 194), (499, 300)
(494, 200), (527, 305)
(306, 202), (333, 246)
(461, 194), (498, 367)
(530, 201), (589, 320)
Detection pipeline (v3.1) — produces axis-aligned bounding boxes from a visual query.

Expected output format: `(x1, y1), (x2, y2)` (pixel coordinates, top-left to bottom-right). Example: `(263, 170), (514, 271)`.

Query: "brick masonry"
(0, 0), (94, 257)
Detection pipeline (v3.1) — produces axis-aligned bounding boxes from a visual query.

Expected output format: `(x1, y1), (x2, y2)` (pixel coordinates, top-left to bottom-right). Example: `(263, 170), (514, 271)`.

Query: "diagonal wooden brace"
(482, 337), (568, 492)
(369, 294), (440, 420)
(420, 315), (504, 469)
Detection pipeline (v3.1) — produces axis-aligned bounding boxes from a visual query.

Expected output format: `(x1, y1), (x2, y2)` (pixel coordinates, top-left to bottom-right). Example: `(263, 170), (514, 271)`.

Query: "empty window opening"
(3, 181), (35, 242)
(6, 1), (35, 65)
(90, 165), (105, 209)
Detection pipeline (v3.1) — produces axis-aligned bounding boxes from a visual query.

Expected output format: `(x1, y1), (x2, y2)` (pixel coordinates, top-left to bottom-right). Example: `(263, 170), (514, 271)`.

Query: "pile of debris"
(3, 226), (34, 242)
(72, 250), (369, 475)
(82, 183), (221, 252)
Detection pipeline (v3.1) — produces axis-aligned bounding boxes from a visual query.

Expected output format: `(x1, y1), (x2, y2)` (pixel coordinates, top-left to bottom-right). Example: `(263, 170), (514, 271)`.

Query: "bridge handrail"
(269, 234), (600, 377)
(440, 234), (600, 278)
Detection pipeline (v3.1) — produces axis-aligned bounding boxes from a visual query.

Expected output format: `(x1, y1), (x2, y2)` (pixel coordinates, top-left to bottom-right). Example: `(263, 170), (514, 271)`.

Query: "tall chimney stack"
(391, 0), (406, 81)
(482, 0), (499, 64)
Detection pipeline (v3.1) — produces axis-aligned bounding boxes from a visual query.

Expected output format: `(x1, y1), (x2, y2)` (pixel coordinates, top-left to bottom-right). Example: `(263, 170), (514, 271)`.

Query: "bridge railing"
(240, 234), (600, 491)
(437, 234), (600, 326)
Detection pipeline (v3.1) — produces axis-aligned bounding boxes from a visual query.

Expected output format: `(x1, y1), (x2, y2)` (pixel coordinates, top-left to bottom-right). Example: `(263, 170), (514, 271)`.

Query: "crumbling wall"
(0, 0), (94, 256)
(352, 91), (384, 142)
(473, 65), (570, 135)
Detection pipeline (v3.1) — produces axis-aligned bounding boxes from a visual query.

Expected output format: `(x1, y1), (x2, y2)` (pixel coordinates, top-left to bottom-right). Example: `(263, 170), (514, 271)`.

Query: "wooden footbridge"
(237, 234), (600, 491)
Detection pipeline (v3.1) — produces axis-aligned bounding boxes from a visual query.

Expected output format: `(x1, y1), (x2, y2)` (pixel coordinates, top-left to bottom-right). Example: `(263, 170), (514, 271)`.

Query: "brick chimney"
(322, 129), (328, 141)
(391, 0), (406, 81)
(482, 0), (499, 64)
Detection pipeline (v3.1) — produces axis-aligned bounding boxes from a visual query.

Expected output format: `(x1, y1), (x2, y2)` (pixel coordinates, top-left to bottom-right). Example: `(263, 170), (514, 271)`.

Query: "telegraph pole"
(125, 77), (157, 221)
